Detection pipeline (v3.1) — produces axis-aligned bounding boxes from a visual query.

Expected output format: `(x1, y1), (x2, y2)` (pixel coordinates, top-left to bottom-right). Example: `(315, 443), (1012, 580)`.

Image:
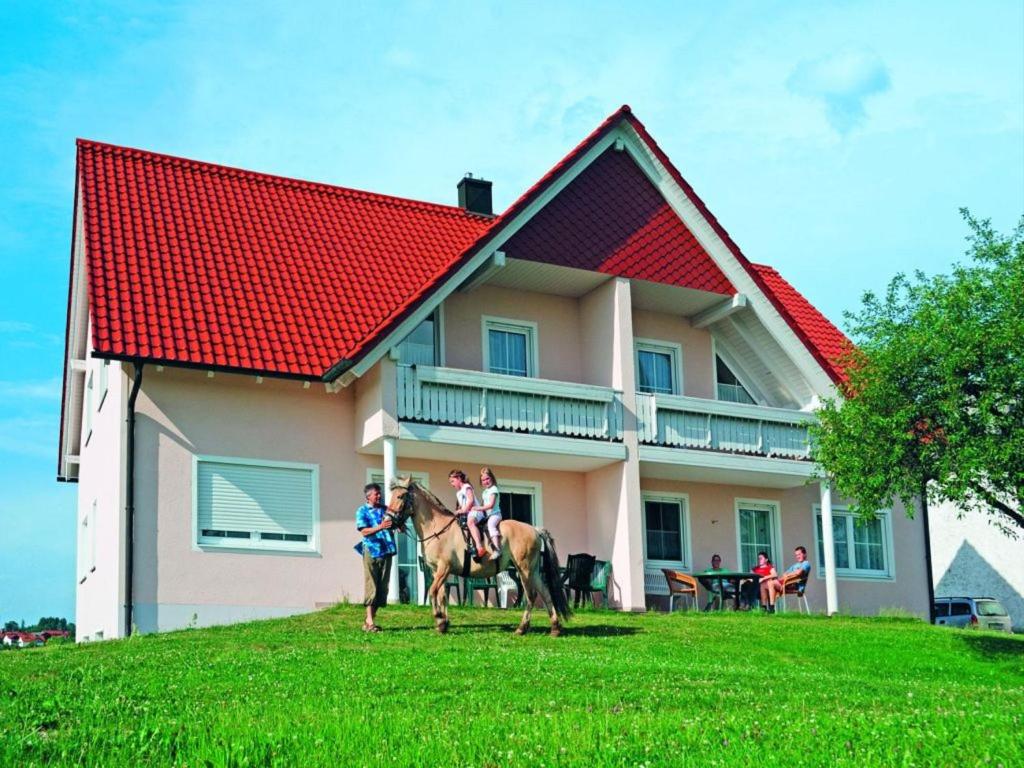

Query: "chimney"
(457, 173), (493, 216)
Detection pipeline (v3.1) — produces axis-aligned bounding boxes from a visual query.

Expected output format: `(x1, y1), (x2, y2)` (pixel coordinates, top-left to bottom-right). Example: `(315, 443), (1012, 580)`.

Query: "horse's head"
(385, 475), (416, 525)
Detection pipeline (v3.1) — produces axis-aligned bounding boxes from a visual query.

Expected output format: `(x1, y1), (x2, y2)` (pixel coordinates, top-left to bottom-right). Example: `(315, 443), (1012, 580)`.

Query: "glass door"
(737, 503), (778, 571)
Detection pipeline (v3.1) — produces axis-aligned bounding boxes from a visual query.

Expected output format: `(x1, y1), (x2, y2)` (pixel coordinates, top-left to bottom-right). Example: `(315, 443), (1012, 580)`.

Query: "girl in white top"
(448, 469), (486, 561)
(472, 466), (503, 561)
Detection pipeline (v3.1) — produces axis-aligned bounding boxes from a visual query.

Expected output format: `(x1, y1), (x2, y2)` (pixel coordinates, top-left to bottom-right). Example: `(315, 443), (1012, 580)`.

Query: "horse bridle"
(386, 482), (459, 544)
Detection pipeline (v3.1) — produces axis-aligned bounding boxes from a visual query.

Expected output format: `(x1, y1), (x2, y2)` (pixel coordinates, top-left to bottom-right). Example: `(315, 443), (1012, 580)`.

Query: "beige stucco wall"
(74, 342), (127, 641)
(443, 288), (584, 383)
(640, 477), (930, 617)
(133, 369), (365, 631)
(631, 310), (715, 399)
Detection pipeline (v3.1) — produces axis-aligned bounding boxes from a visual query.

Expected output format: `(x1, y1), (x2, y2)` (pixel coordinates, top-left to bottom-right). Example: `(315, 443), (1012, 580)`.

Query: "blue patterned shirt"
(354, 503), (396, 559)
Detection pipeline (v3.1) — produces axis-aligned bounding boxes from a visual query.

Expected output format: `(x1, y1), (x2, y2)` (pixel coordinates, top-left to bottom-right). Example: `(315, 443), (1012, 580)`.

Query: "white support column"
(820, 480), (838, 616)
(383, 435), (400, 604)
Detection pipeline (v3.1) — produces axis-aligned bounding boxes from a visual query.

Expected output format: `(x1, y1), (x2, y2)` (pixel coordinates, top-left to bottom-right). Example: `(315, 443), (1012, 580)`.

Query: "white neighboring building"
(931, 502), (1023, 630)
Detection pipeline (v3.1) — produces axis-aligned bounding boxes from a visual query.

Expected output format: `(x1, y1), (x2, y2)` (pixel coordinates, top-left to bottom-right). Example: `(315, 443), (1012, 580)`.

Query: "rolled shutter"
(197, 461), (314, 540)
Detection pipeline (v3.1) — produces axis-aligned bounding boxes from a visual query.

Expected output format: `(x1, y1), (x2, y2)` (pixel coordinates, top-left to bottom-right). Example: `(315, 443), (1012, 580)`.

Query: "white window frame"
(734, 498), (783, 572)
(192, 455), (321, 555)
(711, 338), (764, 406)
(812, 505), (895, 581)
(482, 316), (539, 378)
(642, 492), (691, 570)
(495, 478), (544, 527)
(396, 307), (445, 367)
(634, 339), (683, 396)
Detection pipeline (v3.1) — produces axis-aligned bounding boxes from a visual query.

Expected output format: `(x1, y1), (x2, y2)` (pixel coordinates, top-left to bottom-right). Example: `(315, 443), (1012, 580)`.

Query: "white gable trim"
(59, 188), (90, 480)
(616, 124), (837, 397)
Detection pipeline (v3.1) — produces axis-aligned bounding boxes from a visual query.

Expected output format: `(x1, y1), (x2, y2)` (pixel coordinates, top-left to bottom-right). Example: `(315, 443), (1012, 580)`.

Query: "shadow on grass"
(374, 623), (640, 637)
(957, 632), (1024, 660)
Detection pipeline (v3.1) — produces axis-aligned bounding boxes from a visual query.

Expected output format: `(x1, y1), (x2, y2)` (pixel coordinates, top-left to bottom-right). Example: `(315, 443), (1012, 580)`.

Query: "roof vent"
(457, 173), (493, 216)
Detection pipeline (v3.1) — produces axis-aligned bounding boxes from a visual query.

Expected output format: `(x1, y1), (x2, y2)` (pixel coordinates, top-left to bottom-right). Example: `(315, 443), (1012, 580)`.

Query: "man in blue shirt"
(764, 546), (811, 610)
(355, 483), (396, 632)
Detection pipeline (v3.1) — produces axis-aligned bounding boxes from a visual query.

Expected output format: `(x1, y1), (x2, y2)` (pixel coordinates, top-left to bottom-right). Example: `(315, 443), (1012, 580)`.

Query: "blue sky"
(1, 2), (1021, 623)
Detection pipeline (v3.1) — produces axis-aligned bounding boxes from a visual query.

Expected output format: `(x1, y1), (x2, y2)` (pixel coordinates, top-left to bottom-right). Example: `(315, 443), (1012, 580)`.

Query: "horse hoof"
(436, 621), (449, 634)
(514, 626), (528, 636)
(550, 626), (562, 637)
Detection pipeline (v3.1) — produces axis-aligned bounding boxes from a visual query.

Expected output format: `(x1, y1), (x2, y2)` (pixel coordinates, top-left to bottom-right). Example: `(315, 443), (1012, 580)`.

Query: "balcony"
(635, 392), (814, 459)
(396, 365), (623, 442)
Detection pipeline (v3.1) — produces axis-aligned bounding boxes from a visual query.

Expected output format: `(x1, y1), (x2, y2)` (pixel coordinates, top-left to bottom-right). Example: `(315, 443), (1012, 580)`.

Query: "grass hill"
(1, 605), (1021, 766)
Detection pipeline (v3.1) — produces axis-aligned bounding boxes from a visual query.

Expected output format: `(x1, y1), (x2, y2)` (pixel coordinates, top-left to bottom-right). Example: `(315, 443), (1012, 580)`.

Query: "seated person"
(764, 546), (811, 605)
(739, 551), (776, 609)
(754, 552), (781, 612)
(702, 553), (735, 611)
(471, 466), (503, 562)
(448, 469), (486, 561)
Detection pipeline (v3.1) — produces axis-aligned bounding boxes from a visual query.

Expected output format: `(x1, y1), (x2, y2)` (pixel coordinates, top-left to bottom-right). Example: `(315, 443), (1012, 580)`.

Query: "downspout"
(919, 482), (936, 625)
(124, 362), (144, 637)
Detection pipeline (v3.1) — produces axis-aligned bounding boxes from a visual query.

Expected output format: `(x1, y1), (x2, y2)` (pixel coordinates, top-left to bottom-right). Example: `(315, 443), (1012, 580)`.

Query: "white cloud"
(0, 320), (34, 333)
(0, 378), (62, 399)
(787, 49), (891, 134)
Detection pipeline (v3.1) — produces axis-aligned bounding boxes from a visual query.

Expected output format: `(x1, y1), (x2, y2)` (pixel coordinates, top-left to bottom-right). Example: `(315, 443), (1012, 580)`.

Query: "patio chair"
(777, 567), (811, 614)
(563, 553), (598, 608)
(496, 571), (519, 609)
(464, 574), (499, 607)
(662, 569), (698, 612)
(419, 556), (462, 605)
(589, 560), (613, 608)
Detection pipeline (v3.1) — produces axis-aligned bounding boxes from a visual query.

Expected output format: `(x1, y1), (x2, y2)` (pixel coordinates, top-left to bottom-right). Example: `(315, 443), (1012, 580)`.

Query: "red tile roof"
(749, 264), (851, 382)
(502, 146), (733, 294)
(77, 140), (492, 378)
(72, 106), (848, 384)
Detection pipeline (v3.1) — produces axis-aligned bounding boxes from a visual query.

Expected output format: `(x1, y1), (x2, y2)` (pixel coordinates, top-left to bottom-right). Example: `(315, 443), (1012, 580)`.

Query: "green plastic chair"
(419, 556), (461, 605)
(589, 560), (612, 608)
(464, 575), (499, 607)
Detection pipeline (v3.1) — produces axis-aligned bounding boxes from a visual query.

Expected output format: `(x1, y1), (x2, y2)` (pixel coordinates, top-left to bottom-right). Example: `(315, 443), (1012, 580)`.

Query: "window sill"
(194, 542), (321, 557)
(815, 570), (894, 582)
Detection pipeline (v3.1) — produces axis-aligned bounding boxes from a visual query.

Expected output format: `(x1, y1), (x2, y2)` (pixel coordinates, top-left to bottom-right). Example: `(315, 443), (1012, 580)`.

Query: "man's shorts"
(363, 550), (393, 608)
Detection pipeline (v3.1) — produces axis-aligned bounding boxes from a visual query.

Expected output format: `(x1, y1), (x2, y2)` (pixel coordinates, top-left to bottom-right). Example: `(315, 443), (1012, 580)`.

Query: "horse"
(385, 477), (572, 636)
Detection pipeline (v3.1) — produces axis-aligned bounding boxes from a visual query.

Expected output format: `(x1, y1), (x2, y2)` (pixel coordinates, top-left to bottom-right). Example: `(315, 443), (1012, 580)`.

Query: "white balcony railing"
(397, 365), (623, 441)
(636, 393), (814, 459)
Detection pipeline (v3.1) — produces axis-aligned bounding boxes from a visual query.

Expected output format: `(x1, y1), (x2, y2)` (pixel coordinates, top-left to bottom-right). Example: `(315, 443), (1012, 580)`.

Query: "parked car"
(933, 597), (1012, 633)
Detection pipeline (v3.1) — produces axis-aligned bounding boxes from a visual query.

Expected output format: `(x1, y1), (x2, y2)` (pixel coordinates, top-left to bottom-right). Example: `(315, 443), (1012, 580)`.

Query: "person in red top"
(754, 551), (781, 613)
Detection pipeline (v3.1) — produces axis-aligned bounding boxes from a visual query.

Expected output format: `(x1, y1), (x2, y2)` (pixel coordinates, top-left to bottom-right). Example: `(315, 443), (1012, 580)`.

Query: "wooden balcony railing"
(636, 392), (814, 459)
(397, 365), (623, 441)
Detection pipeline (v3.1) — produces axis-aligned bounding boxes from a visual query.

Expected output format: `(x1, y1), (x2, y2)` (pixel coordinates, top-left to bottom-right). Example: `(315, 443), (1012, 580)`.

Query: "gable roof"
(501, 145), (733, 294)
(70, 107), (849, 387)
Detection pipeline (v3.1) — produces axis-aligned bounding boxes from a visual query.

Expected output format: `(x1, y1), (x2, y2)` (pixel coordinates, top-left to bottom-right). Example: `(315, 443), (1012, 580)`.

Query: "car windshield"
(975, 600), (1008, 617)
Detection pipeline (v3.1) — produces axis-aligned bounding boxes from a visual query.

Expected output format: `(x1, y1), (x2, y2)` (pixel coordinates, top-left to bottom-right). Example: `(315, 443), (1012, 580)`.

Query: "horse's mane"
(393, 477), (454, 517)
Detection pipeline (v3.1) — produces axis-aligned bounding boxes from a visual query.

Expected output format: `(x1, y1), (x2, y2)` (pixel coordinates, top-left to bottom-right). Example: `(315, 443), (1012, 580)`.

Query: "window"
(194, 457), (319, 553)
(736, 501), (779, 572)
(98, 360), (110, 411)
(950, 602), (971, 617)
(814, 507), (893, 578)
(496, 481), (542, 527)
(483, 317), (537, 377)
(83, 370), (94, 445)
(635, 341), (681, 395)
(397, 311), (441, 366)
(715, 355), (754, 404)
(933, 602), (950, 618)
(643, 494), (689, 567)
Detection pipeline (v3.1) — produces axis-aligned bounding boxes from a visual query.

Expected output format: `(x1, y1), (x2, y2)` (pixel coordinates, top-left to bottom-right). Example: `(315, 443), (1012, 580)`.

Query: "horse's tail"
(539, 529), (572, 623)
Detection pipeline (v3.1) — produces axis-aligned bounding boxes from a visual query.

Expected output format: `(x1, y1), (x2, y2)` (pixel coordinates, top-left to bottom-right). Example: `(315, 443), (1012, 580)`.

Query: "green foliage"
(2, 621), (18, 633)
(0, 605), (1021, 766)
(812, 211), (1024, 534)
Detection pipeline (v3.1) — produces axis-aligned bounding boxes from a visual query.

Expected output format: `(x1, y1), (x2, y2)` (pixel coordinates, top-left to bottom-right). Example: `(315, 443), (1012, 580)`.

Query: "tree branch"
(969, 482), (1024, 530)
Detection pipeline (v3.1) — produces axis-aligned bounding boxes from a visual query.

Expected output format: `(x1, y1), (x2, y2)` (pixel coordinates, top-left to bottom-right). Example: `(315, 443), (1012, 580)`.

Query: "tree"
(3, 620), (17, 632)
(812, 211), (1024, 536)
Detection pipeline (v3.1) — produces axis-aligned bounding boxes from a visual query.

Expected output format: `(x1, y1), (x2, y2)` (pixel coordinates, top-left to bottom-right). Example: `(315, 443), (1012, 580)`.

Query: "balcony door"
(397, 310), (441, 366)
(736, 500), (780, 572)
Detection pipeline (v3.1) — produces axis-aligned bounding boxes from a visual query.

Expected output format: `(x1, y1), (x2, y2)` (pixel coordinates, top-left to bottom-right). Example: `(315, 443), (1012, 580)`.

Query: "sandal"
(362, 622), (382, 633)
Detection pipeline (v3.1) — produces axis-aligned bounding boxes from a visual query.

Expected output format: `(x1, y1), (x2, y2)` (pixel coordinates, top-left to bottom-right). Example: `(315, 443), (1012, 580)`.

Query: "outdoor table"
(693, 570), (759, 611)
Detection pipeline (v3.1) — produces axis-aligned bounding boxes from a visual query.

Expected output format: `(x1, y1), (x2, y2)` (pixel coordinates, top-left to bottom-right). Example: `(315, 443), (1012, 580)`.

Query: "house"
(930, 501), (1023, 630)
(58, 105), (931, 639)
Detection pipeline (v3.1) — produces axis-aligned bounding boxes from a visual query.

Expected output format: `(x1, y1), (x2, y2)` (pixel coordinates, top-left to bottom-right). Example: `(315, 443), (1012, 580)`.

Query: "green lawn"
(1, 605), (1021, 767)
